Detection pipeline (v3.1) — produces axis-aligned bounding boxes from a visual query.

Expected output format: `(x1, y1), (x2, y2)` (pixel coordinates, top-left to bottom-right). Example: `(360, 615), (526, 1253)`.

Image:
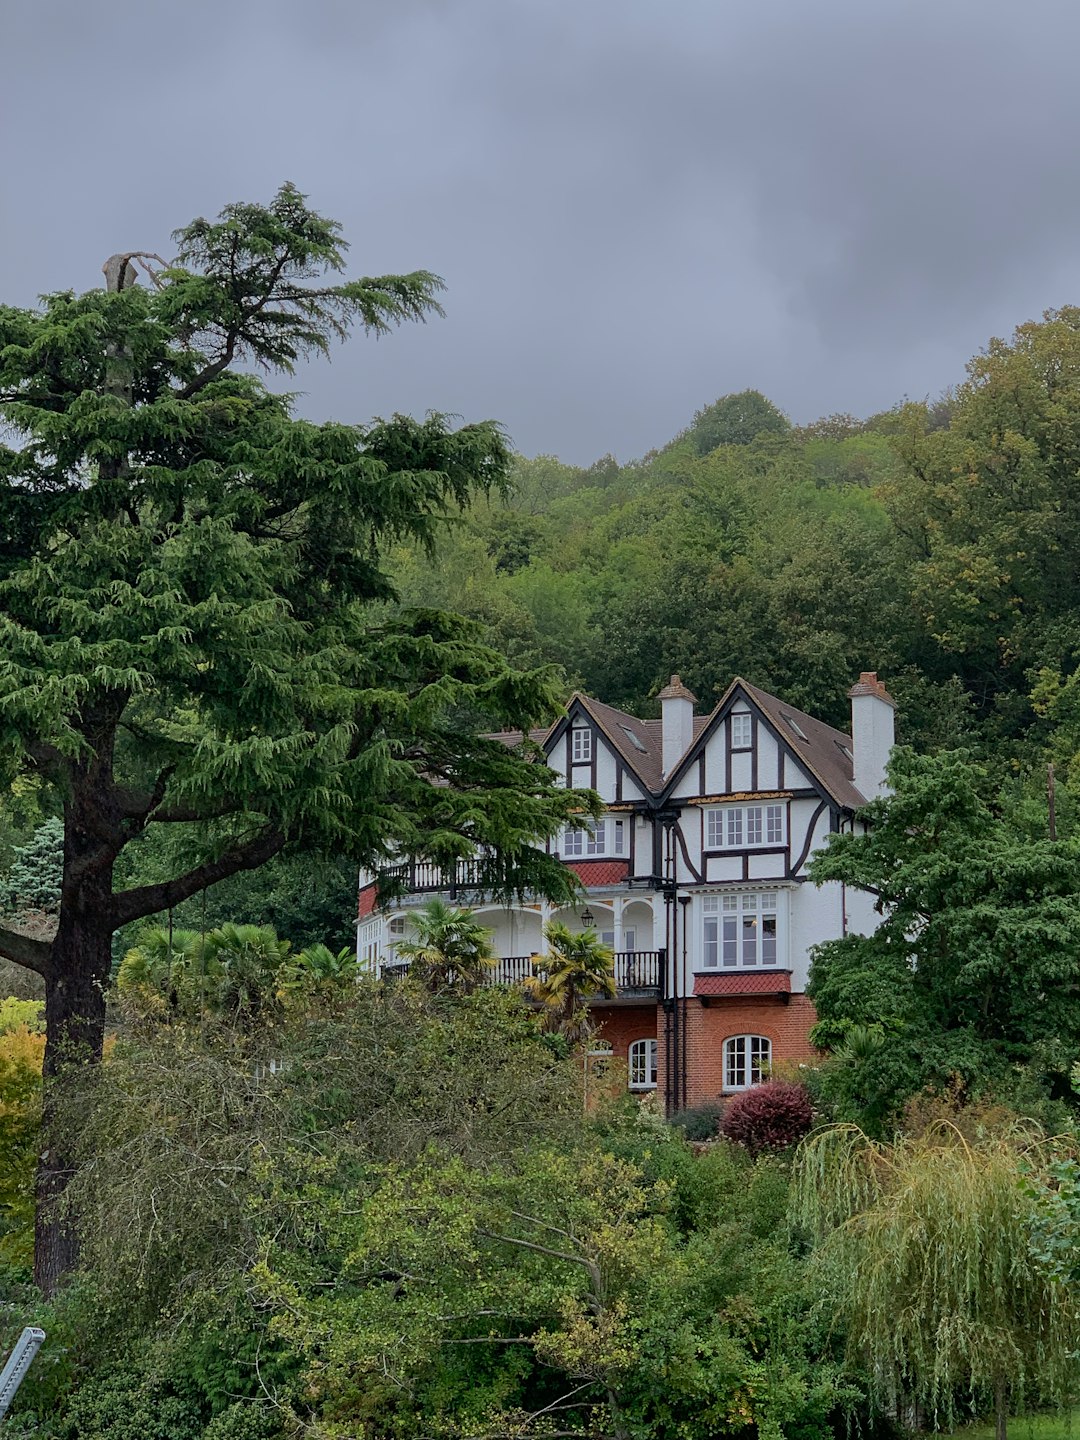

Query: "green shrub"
(669, 1099), (724, 1141)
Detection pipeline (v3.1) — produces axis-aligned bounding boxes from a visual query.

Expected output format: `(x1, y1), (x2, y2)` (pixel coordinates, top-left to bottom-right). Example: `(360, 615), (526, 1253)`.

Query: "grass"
(949, 1410), (1079, 1440)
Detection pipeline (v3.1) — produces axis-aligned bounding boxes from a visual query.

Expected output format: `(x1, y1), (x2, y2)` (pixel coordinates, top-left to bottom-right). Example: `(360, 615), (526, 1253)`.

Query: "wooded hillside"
(391, 314), (1080, 813)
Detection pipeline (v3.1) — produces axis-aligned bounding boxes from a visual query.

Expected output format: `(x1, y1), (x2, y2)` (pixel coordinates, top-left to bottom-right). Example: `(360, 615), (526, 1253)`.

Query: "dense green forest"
(389, 317), (1080, 795)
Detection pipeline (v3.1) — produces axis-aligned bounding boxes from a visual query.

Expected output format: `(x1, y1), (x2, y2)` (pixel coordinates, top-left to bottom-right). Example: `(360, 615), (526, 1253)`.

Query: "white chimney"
(658, 674), (696, 778)
(848, 671), (895, 801)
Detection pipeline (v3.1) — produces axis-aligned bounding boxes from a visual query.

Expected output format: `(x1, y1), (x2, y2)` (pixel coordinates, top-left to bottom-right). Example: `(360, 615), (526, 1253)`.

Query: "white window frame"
(562, 815), (625, 859)
(705, 804), (786, 851)
(572, 727), (592, 764)
(702, 892), (780, 969)
(730, 712), (752, 750)
(723, 1034), (771, 1090)
(628, 1037), (658, 1091)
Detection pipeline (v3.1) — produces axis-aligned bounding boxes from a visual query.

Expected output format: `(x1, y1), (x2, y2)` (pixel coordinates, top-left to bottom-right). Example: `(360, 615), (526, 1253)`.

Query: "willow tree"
(792, 1123), (1080, 1438)
(0, 184), (584, 1292)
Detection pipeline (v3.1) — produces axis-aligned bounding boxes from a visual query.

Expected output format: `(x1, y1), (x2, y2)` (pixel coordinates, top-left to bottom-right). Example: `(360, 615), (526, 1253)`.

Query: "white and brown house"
(357, 672), (895, 1111)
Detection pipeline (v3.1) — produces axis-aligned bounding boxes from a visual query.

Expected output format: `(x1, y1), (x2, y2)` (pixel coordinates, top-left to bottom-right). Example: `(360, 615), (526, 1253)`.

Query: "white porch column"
(651, 894), (665, 951)
(539, 900), (551, 955)
(612, 897), (624, 955)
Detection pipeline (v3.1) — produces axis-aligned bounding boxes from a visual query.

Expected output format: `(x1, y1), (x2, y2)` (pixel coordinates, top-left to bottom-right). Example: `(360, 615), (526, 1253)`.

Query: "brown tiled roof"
(492, 677), (868, 811)
(736, 678), (864, 809)
(578, 696), (666, 791)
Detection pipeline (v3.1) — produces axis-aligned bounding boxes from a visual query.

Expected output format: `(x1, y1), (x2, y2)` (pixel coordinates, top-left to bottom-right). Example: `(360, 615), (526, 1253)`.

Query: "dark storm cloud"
(4, 0), (1080, 460)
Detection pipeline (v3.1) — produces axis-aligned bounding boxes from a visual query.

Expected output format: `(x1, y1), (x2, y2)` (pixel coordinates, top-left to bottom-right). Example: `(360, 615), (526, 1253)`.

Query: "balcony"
(379, 949), (665, 998)
(379, 858), (490, 897)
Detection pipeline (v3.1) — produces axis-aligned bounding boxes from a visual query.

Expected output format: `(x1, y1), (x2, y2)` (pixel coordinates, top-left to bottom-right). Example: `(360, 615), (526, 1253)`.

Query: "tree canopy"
(0, 183), (587, 1290)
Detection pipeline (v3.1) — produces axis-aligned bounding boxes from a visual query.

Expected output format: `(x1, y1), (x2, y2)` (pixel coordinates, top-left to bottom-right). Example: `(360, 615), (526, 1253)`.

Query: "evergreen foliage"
(524, 920), (617, 1040)
(807, 747), (1080, 1129)
(392, 897), (497, 992)
(0, 819), (64, 916)
(0, 184), (590, 1288)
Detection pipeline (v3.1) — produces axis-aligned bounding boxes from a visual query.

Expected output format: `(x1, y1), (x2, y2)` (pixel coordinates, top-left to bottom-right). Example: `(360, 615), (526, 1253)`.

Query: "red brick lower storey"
(656, 994), (818, 1111)
(594, 1006), (658, 1067)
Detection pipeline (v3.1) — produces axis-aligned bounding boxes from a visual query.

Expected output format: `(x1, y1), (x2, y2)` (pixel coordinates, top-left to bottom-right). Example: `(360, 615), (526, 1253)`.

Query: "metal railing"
(379, 950), (664, 995)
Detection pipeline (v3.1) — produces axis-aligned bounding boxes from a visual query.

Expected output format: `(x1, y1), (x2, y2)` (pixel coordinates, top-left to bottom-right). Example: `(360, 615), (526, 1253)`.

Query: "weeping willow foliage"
(792, 1122), (1080, 1429)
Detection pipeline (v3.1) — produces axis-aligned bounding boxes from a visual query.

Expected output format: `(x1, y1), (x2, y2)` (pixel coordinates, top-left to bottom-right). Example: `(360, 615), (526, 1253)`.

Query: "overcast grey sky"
(3, 0), (1078, 463)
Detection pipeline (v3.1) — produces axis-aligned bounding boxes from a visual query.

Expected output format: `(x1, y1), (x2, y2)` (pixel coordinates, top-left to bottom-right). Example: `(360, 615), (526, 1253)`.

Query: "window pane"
(647, 1039), (658, 1086)
(707, 810), (723, 848)
(766, 806), (784, 843)
(722, 916), (738, 966)
(749, 1036), (771, 1084)
(746, 807), (762, 845)
(727, 809), (743, 846)
(731, 713), (751, 748)
(704, 917), (719, 968)
(762, 913), (777, 964)
(587, 820), (605, 855)
(613, 819), (625, 855)
(742, 914), (757, 964)
(725, 1036), (745, 1088)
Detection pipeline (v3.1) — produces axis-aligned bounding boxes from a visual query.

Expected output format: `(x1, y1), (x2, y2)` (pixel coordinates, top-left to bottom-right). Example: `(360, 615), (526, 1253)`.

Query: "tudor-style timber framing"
(357, 671), (896, 1112)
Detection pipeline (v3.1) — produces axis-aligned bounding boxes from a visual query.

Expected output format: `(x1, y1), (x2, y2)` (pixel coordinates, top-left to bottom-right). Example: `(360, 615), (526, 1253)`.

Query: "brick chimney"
(847, 671), (895, 801)
(658, 674), (696, 778)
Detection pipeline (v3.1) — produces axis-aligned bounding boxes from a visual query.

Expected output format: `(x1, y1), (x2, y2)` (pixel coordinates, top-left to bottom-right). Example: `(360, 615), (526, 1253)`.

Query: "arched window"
(628, 1037), (658, 1091)
(723, 1034), (771, 1091)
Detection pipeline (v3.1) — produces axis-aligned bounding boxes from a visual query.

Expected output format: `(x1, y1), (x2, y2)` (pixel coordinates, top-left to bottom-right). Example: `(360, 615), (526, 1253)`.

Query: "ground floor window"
(723, 1034), (771, 1090)
(628, 1037), (658, 1091)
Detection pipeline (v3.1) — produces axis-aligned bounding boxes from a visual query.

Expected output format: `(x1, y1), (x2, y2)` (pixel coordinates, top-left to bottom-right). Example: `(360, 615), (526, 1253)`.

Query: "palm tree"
(278, 943), (358, 997)
(116, 927), (204, 1018)
(393, 899), (496, 994)
(524, 921), (616, 1042)
(202, 923), (292, 1023)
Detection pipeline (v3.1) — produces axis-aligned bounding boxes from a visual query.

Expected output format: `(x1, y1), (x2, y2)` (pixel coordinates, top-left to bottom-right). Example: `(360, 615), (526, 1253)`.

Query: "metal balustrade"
(378, 950), (664, 995)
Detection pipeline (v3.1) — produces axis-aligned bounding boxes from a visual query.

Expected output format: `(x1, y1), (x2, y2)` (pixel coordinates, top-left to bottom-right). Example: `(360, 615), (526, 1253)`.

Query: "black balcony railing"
(379, 950), (664, 997)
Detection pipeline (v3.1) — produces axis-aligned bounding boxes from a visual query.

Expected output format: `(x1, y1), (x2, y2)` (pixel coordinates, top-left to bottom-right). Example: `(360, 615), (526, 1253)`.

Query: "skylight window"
(619, 724), (648, 753)
(834, 739), (854, 763)
(782, 713), (808, 742)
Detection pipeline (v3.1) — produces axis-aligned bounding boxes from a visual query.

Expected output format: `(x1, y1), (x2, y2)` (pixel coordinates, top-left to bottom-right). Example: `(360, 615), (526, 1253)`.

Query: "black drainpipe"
(679, 893), (691, 1113)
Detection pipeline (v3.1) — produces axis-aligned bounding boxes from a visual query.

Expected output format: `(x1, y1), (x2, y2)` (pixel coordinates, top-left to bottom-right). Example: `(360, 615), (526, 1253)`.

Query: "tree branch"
(0, 923), (53, 978)
(110, 825), (286, 928)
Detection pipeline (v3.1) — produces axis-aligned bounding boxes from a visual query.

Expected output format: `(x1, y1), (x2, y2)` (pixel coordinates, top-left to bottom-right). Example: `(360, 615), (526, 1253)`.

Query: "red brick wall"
(683, 996), (817, 1106)
(657, 995), (818, 1109)
(358, 884), (376, 918)
(594, 1005), (659, 1065)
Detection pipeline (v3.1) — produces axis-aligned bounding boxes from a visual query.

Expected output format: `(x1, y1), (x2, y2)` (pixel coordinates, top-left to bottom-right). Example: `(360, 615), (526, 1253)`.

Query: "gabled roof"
(659, 677), (864, 810)
(492, 677), (867, 811)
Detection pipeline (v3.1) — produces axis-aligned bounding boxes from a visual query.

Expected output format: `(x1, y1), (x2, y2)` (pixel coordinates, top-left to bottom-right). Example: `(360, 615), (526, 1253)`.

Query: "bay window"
(703, 892), (779, 968)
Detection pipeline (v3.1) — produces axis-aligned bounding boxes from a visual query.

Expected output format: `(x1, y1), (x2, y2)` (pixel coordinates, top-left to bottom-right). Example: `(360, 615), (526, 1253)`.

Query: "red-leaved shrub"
(721, 1080), (814, 1155)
